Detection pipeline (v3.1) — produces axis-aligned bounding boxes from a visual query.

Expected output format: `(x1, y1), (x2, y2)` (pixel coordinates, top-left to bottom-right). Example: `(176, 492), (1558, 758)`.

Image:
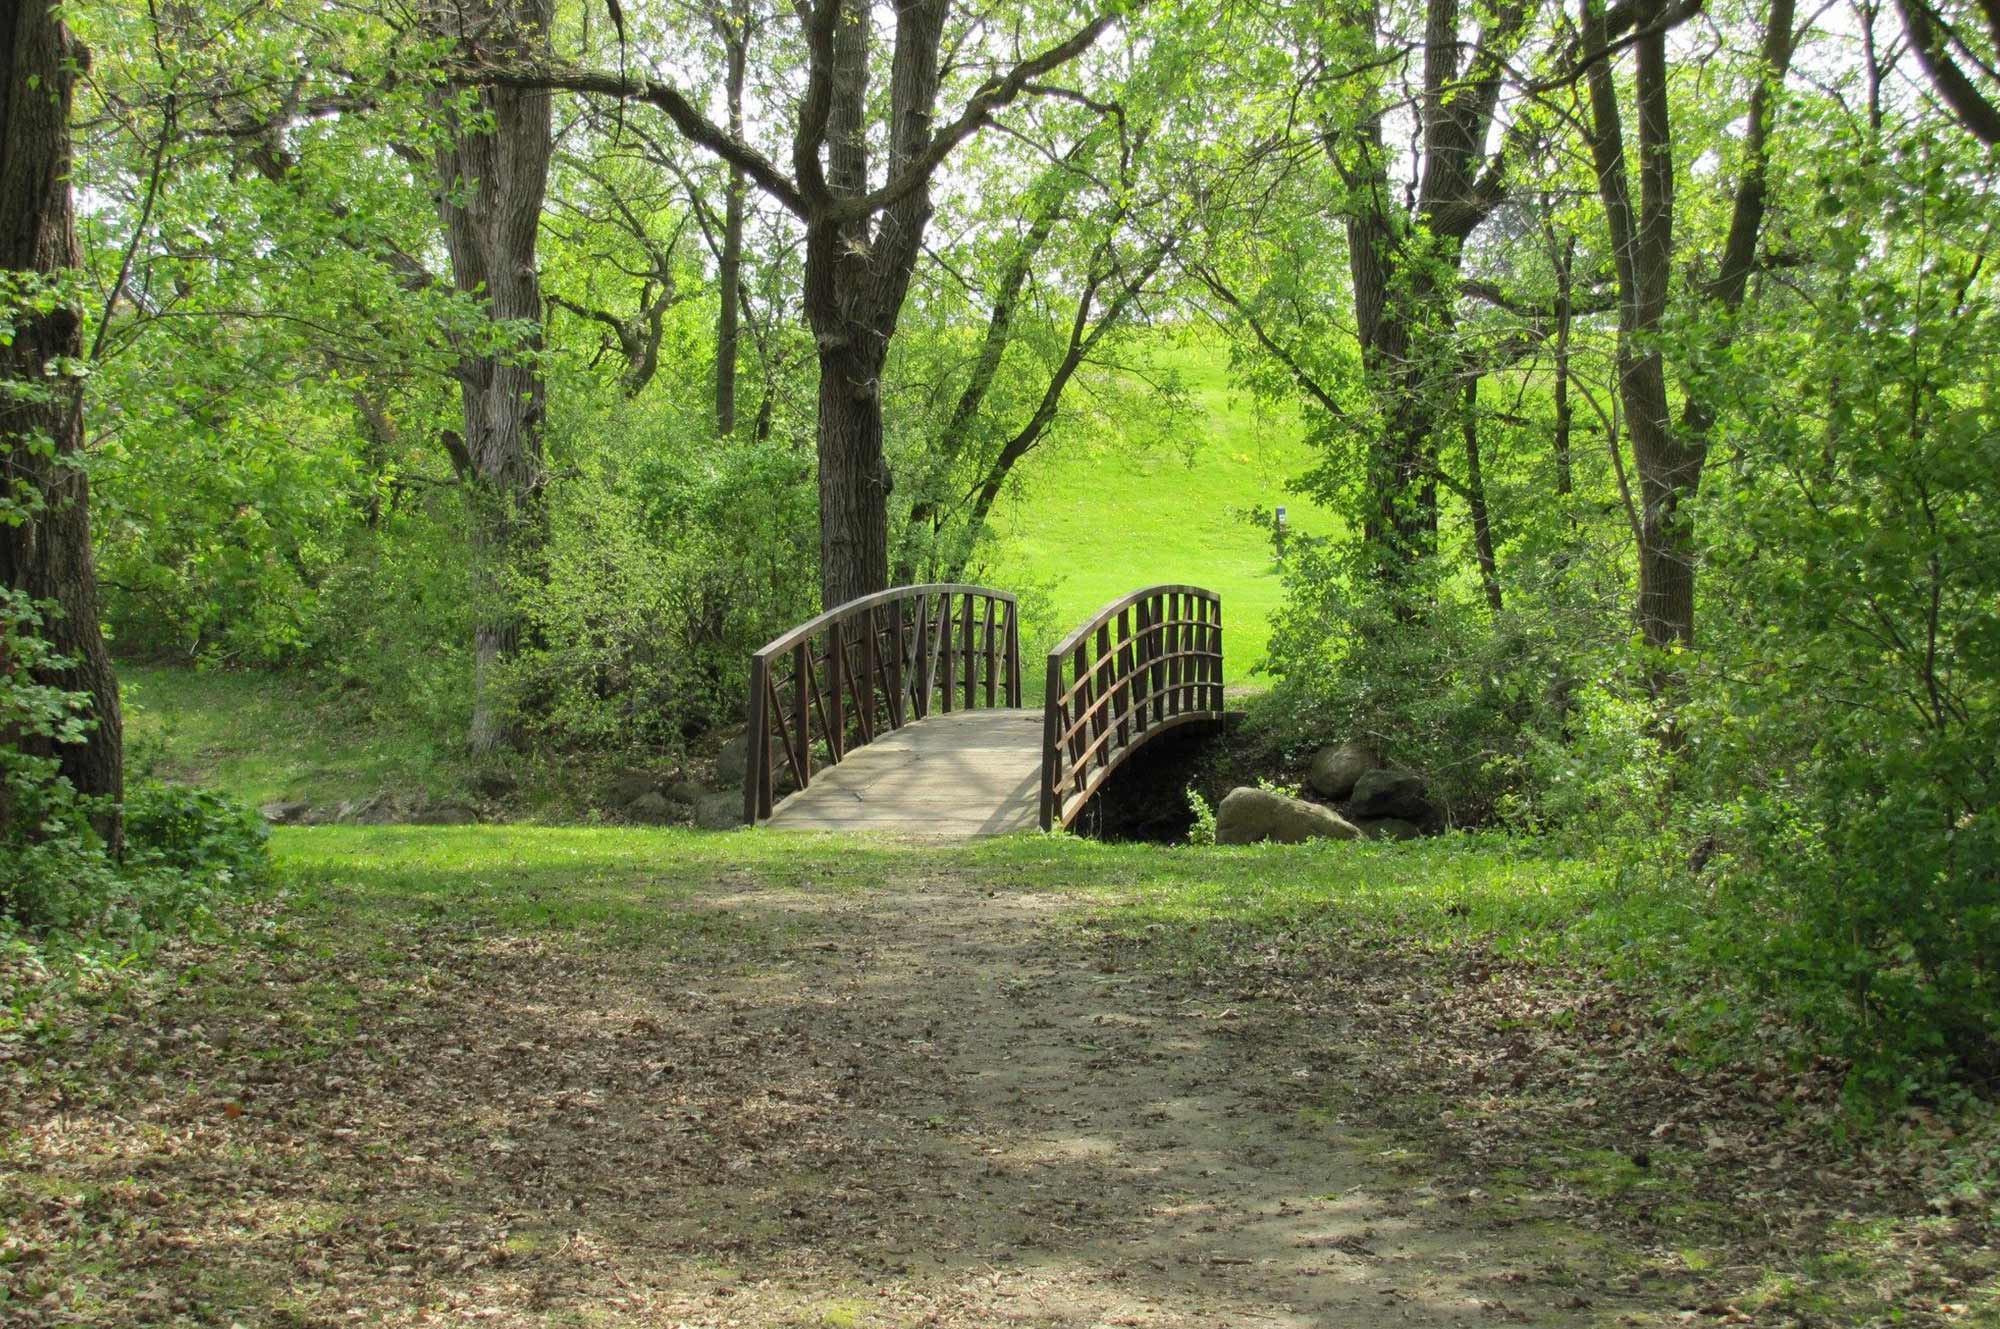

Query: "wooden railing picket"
(1037, 585), (1224, 832)
(743, 584), (1024, 825)
(983, 597), (998, 708)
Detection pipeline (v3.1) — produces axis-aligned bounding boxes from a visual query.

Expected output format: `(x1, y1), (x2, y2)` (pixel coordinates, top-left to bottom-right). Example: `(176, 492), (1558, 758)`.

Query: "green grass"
(269, 824), (1615, 963)
(981, 332), (1340, 686)
(122, 664), (454, 810)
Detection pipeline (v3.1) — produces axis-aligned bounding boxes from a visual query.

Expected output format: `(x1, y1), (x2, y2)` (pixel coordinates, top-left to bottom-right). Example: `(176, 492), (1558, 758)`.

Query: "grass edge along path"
(2, 824), (1993, 1326)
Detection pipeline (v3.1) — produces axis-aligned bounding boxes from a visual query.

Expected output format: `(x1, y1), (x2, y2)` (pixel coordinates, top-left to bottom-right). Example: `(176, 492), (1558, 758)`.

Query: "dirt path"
(8, 871), (1695, 1327)
(774, 878), (1614, 1327)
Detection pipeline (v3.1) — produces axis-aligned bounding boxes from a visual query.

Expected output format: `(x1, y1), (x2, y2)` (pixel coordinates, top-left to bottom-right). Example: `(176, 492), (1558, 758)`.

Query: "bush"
(503, 437), (820, 756)
(3, 593), (269, 942)
(1257, 537), (1615, 825)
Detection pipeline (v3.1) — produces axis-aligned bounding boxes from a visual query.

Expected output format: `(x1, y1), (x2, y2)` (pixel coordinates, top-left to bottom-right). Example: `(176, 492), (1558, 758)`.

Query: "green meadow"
(981, 334), (1339, 685)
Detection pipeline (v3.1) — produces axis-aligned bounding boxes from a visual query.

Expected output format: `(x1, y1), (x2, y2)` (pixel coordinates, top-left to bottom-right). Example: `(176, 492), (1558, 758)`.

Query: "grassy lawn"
(122, 664), (457, 810)
(981, 332), (1340, 685)
(274, 823), (1612, 957)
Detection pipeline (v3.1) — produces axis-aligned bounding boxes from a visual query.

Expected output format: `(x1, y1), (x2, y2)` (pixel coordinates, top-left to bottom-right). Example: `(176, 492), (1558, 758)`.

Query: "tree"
(1323, 0), (1533, 583)
(1894, 0), (2000, 144)
(1, 0), (122, 840)
(429, 0), (557, 753)
(1580, 0), (1797, 653)
(487, 0), (1119, 607)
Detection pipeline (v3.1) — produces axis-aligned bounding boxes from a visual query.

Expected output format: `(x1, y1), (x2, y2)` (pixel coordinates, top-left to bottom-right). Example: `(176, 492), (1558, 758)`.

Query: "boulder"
(717, 733), (783, 787)
(666, 780), (707, 806)
(693, 791), (746, 831)
(604, 770), (662, 807)
(340, 791), (401, 825)
(1214, 786), (1362, 845)
(259, 799), (311, 826)
(472, 769), (519, 799)
(1305, 741), (1380, 801)
(627, 791), (676, 824)
(413, 800), (480, 826)
(1354, 816), (1423, 842)
(1348, 769), (1429, 821)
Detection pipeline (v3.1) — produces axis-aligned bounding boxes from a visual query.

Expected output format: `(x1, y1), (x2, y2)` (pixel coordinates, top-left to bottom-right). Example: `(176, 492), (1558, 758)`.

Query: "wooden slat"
(940, 593), (955, 714)
(983, 596), (998, 707)
(793, 642), (812, 790)
(1036, 585), (1224, 832)
(745, 583), (1024, 827)
(961, 591), (975, 710)
(827, 620), (846, 762)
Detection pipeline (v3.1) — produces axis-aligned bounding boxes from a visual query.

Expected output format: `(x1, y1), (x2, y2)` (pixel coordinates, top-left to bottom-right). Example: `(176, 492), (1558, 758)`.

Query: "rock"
(693, 791), (746, 831)
(1305, 741), (1380, 801)
(627, 791), (676, 824)
(259, 799), (311, 826)
(714, 733), (784, 787)
(341, 791), (401, 825)
(1214, 786), (1362, 845)
(1354, 816), (1423, 841)
(714, 735), (751, 786)
(1348, 768), (1429, 820)
(413, 800), (479, 826)
(666, 780), (707, 806)
(604, 770), (662, 807)
(472, 770), (518, 799)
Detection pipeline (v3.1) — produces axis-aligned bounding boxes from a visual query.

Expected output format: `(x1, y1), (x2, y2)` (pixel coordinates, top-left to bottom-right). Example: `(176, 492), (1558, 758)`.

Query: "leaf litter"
(1, 868), (1991, 1326)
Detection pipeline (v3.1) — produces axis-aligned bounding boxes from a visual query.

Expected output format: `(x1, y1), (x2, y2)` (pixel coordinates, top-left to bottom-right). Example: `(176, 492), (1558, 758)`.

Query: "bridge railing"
(743, 584), (1022, 824)
(1040, 585), (1224, 831)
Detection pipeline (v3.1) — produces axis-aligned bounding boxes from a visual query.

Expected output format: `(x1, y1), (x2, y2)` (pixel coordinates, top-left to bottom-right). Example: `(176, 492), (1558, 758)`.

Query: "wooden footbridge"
(742, 583), (1224, 836)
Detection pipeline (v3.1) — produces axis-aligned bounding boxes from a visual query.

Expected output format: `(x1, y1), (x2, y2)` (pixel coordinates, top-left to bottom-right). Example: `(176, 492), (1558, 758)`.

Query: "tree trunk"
(0, 0), (122, 843)
(1583, 0), (1794, 653)
(1462, 376), (1503, 614)
(1327, 0), (1522, 593)
(431, 0), (554, 753)
(799, 0), (947, 609)
(812, 340), (891, 607)
(1551, 233), (1575, 498)
(715, 0), (748, 435)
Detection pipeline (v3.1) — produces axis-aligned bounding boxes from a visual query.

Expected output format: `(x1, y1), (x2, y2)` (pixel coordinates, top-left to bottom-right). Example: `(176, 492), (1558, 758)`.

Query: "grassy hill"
(978, 333), (1338, 688)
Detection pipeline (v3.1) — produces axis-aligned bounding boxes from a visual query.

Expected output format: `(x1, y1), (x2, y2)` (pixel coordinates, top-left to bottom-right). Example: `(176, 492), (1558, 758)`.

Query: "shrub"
(1257, 538), (1614, 825)
(3, 592), (269, 942)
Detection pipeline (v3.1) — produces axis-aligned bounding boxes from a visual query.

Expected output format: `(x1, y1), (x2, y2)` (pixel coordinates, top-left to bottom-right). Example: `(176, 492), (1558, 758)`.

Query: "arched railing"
(1040, 585), (1224, 831)
(743, 584), (1022, 824)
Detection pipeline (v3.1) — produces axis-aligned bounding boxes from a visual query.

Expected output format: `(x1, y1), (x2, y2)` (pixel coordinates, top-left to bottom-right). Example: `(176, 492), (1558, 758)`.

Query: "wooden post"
(1069, 642), (1091, 799)
(826, 621), (845, 761)
(792, 641), (811, 790)
(961, 591), (975, 710)
(1210, 596), (1224, 712)
(1093, 622), (1114, 774)
(1040, 653), (1062, 830)
(983, 595), (997, 707)
(1114, 607), (1134, 747)
(915, 594), (933, 718)
(857, 608), (876, 744)
(1005, 602), (1022, 706)
(940, 594), (955, 713)
(888, 597), (906, 728)
(744, 655), (768, 824)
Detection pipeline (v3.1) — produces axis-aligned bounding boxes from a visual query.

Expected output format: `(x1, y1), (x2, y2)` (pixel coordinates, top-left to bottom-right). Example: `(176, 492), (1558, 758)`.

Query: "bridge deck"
(764, 708), (1042, 838)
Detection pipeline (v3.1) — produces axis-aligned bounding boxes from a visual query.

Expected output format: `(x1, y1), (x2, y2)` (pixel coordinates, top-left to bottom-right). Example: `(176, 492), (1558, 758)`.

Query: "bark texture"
(1583, 0), (1795, 652)
(799, 0), (947, 607)
(714, 0), (749, 434)
(1326, 0), (1525, 585)
(0, 0), (122, 839)
(430, 0), (555, 753)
